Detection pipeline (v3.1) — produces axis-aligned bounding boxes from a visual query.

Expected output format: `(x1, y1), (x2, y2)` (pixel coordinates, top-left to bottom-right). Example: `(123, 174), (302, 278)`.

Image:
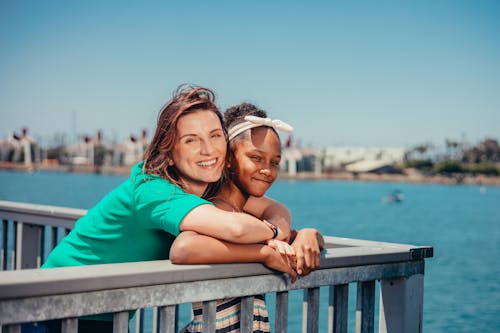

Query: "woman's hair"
(143, 84), (226, 188)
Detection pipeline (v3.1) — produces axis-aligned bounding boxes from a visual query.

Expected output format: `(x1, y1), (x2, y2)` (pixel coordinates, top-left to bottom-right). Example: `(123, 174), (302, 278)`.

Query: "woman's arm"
(170, 231), (297, 282)
(180, 204), (279, 244)
(243, 195), (292, 242)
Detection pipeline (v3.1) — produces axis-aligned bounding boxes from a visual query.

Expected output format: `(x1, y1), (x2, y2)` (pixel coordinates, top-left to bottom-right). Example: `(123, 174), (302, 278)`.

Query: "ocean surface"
(0, 170), (499, 333)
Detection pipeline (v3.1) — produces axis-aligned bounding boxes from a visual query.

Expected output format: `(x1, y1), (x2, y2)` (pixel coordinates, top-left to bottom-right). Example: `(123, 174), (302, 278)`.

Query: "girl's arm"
(243, 195), (292, 242)
(170, 231), (297, 282)
(180, 204), (279, 244)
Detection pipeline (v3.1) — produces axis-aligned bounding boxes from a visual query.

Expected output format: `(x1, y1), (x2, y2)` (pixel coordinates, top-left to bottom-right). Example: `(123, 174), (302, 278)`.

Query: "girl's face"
(230, 127), (281, 197)
(171, 110), (227, 196)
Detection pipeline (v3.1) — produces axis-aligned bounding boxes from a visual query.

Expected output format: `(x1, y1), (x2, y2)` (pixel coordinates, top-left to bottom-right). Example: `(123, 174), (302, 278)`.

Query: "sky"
(1, 0), (499, 148)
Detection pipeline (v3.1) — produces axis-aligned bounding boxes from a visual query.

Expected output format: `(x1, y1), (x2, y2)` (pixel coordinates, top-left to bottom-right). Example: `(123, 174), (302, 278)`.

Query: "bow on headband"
(228, 115), (294, 141)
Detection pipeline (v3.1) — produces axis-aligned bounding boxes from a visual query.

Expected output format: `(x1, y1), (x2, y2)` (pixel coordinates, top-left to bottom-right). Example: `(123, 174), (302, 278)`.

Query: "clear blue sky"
(1, 0), (499, 148)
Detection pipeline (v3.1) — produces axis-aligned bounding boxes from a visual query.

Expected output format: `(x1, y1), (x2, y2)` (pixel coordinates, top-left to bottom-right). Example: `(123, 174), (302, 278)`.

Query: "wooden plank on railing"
(157, 305), (176, 333)
(240, 296), (254, 333)
(356, 281), (375, 333)
(302, 287), (320, 333)
(275, 291), (288, 333)
(329, 284), (348, 333)
(61, 318), (78, 333)
(113, 311), (129, 333)
(202, 300), (216, 333)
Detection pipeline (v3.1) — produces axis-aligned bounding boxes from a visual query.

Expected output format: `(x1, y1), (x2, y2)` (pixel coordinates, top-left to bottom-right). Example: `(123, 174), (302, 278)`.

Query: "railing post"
(275, 291), (288, 333)
(61, 318), (78, 333)
(16, 222), (43, 269)
(302, 287), (320, 333)
(157, 305), (177, 333)
(356, 281), (375, 333)
(1, 219), (8, 270)
(329, 284), (348, 333)
(379, 274), (424, 333)
(3, 324), (21, 333)
(240, 296), (254, 333)
(202, 300), (216, 333)
(113, 311), (129, 333)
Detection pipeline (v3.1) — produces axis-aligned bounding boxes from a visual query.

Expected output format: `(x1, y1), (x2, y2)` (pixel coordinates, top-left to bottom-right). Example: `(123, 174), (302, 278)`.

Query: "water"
(1, 170), (499, 332)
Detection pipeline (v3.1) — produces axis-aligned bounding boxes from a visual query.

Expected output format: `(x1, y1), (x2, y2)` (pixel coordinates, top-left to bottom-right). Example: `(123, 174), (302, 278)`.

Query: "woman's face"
(171, 110), (227, 196)
(230, 127), (281, 197)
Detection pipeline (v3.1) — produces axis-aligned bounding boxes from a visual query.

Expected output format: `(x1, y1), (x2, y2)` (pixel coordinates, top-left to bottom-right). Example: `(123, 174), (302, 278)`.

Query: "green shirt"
(43, 161), (210, 268)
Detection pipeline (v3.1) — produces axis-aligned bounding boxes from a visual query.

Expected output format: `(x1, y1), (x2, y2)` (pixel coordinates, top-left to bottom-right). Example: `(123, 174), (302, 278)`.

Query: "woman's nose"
(200, 140), (215, 155)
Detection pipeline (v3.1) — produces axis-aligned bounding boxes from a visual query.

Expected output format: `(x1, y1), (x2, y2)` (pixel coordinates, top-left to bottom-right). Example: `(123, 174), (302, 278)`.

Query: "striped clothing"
(182, 295), (270, 333)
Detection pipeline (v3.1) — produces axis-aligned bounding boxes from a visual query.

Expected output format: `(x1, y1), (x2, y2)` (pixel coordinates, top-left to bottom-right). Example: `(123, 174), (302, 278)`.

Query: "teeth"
(198, 159), (216, 167)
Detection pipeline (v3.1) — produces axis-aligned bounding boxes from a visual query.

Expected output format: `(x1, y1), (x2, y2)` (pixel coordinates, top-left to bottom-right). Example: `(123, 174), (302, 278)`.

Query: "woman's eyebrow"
(179, 128), (222, 139)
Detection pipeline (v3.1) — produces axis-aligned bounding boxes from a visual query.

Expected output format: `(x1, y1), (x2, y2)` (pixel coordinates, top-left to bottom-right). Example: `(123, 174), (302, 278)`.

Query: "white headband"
(227, 115), (294, 141)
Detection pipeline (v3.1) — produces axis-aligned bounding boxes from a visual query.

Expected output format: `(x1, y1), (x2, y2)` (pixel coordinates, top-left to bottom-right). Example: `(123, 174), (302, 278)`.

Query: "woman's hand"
(291, 228), (324, 276)
(266, 239), (297, 270)
(262, 245), (298, 283)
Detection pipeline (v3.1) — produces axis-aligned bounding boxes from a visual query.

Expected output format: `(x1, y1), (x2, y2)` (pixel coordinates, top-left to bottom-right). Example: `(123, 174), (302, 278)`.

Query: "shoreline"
(1, 162), (499, 186)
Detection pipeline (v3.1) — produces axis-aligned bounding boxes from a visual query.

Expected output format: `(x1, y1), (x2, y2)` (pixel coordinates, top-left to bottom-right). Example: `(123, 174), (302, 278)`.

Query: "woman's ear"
(165, 153), (174, 166)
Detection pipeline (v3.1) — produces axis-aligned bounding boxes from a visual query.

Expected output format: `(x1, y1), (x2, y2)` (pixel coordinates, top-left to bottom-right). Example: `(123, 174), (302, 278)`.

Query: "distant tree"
(445, 138), (463, 160)
(405, 142), (434, 161)
(462, 138), (500, 163)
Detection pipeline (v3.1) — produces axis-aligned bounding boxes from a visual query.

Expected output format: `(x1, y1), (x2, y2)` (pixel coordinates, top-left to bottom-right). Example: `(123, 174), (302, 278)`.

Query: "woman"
(171, 103), (324, 333)
(40, 86), (294, 332)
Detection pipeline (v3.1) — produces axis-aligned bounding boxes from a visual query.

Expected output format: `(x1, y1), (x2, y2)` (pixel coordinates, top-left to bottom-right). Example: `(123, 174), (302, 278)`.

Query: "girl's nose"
(260, 168), (271, 176)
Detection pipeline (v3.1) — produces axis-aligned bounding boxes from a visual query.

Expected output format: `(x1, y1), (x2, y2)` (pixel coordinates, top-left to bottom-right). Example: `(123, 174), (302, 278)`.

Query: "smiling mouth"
(197, 158), (217, 167)
(253, 177), (273, 184)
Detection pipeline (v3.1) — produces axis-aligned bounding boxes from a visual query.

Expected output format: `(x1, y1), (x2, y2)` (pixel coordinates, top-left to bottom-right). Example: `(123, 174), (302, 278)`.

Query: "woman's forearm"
(170, 231), (270, 264)
(170, 231), (298, 281)
(180, 204), (277, 243)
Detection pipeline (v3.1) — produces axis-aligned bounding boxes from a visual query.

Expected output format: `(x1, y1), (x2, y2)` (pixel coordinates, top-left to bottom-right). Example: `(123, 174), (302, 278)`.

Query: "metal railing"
(0, 200), (433, 333)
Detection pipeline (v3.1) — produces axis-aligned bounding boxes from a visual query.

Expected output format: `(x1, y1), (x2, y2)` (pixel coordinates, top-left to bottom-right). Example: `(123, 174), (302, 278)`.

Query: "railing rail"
(0, 200), (433, 333)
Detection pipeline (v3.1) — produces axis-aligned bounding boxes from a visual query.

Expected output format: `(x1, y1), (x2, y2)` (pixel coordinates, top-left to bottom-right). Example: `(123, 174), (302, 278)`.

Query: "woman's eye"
(250, 155), (261, 161)
(271, 160), (280, 167)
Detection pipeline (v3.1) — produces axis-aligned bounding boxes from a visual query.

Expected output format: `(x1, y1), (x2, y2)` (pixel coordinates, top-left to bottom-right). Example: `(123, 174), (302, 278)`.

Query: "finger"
(314, 250), (321, 269)
(287, 267), (297, 283)
(304, 246), (313, 269)
(296, 251), (304, 275)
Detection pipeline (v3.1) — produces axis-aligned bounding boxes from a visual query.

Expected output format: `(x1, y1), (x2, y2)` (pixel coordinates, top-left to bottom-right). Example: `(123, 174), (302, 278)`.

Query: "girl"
(172, 103), (324, 333)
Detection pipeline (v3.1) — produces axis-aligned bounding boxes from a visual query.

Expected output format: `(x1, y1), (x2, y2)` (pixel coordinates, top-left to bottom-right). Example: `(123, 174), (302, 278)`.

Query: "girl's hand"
(291, 228), (324, 276)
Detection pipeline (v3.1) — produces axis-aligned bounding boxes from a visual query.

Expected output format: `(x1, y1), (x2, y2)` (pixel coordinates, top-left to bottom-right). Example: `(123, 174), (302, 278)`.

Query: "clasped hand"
(265, 229), (324, 283)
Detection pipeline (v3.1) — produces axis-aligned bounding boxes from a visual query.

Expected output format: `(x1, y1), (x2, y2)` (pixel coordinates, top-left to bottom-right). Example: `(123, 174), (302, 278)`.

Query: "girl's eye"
(250, 155), (262, 161)
(271, 160), (280, 167)
(211, 133), (222, 139)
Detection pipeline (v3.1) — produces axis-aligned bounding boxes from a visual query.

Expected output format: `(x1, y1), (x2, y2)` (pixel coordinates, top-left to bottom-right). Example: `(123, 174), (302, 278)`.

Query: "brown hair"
(143, 84), (226, 188)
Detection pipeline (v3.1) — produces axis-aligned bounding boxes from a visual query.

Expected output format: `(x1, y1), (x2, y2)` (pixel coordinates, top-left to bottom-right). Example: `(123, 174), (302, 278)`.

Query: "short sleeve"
(134, 178), (211, 236)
